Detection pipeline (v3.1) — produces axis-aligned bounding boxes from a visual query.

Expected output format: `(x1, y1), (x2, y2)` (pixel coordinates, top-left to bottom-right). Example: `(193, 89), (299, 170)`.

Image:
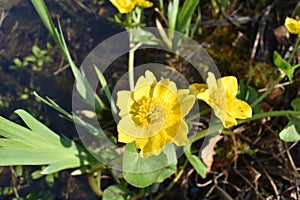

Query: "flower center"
(130, 97), (151, 127)
(130, 97), (167, 130)
(149, 104), (166, 126)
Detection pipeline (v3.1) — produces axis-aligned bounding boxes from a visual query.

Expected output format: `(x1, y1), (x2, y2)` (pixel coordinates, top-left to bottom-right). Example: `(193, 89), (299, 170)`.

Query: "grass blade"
(176, 0), (200, 34)
(93, 65), (117, 115)
(31, 0), (107, 112)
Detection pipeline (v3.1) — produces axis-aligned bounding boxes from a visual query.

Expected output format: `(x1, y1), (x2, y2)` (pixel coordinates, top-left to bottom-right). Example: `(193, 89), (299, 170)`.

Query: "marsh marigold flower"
(110, 0), (153, 14)
(116, 70), (195, 158)
(285, 17), (300, 35)
(190, 72), (252, 128)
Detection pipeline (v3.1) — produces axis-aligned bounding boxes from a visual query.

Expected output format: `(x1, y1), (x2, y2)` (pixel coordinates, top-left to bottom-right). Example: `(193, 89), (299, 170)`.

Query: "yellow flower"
(136, 0), (153, 8)
(110, 0), (153, 14)
(190, 72), (252, 128)
(285, 17), (300, 35)
(116, 70), (195, 158)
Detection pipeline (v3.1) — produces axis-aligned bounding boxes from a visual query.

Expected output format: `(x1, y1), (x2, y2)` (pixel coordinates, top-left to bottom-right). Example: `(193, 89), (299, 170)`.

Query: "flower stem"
(128, 29), (135, 91)
(87, 165), (105, 197)
(237, 110), (300, 124)
(287, 35), (300, 63)
(166, 160), (188, 191)
(192, 110), (300, 143)
(154, 160), (188, 200)
(250, 75), (283, 107)
(186, 108), (211, 122)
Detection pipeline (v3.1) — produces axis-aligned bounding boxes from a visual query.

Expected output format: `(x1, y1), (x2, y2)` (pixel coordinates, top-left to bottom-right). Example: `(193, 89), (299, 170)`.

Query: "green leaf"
(279, 98), (300, 142)
(15, 166), (23, 177)
(219, 0), (228, 6)
(15, 109), (61, 145)
(45, 174), (55, 187)
(132, 29), (161, 46)
(20, 94), (29, 100)
(291, 98), (300, 111)
(237, 80), (261, 114)
(30, 0), (57, 42)
(155, 162), (177, 183)
(23, 60), (29, 67)
(13, 58), (23, 67)
(273, 51), (299, 83)
(31, 170), (43, 179)
(44, 56), (53, 63)
(167, 0), (179, 31)
(34, 92), (111, 142)
(103, 185), (130, 200)
(93, 65), (117, 115)
(155, 18), (172, 50)
(24, 55), (37, 63)
(37, 58), (43, 67)
(279, 120), (300, 142)
(184, 145), (207, 178)
(40, 49), (48, 56)
(26, 191), (55, 200)
(32, 45), (41, 57)
(46, 42), (52, 49)
(0, 149), (69, 166)
(34, 92), (119, 163)
(41, 157), (85, 175)
(176, 0), (200, 34)
(34, 92), (73, 119)
(31, 0), (107, 112)
(58, 21), (107, 112)
(0, 110), (93, 174)
(123, 143), (177, 188)
(9, 65), (20, 70)
(190, 7), (202, 37)
(166, 0), (179, 45)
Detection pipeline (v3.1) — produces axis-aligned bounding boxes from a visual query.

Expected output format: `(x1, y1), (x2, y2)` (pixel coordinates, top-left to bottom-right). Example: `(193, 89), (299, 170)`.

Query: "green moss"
(251, 62), (280, 88)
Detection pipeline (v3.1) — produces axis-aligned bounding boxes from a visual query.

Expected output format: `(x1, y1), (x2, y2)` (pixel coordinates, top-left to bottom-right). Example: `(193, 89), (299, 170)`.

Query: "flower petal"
(190, 83), (208, 95)
(196, 90), (210, 104)
(227, 98), (252, 119)
(133, 70), (156, 101)
(172, 120), (190, 146)
(116, 70), (196, 159)
(118, 129), (135, 143)
(164, 120), (189, 146)
(118, 115), (149, 139)
(213, 106), (226, 126)
(109, 0), (135, 14)
(133, 84), (152, 102)
(139, 132), (167, 158)
(285, 17), (300, 34)
(153, 79), (179, 107)
(173, 89), (195, 117)
(135, 70), (156, 91)
(116, 90), (132, 117)
(136, 0), (153, 8)
(207, 72), (218, 90)
(223, 113), (238, 128)
(135, 137), (148, 149)
(218, 76), (238, 96)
